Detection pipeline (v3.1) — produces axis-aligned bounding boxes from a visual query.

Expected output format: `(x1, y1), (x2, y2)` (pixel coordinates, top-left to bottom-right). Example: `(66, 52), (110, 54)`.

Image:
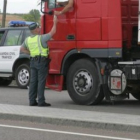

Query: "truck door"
(43, 0), (76, 73)
(0, 29), (23, 72)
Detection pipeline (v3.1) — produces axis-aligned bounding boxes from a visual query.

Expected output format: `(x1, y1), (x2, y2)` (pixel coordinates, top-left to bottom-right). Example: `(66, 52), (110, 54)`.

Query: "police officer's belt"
(30, 56), (48, 61)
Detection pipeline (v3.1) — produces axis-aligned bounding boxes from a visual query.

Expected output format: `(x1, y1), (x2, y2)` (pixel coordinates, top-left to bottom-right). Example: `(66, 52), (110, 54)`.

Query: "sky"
(0, 0), (40, 14)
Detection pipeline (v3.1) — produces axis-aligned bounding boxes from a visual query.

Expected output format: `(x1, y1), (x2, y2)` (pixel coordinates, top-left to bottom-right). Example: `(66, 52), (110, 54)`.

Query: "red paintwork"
(41, 0), (138, 91)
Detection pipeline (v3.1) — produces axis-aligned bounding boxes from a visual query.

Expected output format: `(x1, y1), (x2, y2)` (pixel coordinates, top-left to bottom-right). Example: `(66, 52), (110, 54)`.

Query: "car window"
(24, 29), (32, 39)
(0, 31), (5, 45)
(17, 30), (23, 45)
(4, 30), (22, 46)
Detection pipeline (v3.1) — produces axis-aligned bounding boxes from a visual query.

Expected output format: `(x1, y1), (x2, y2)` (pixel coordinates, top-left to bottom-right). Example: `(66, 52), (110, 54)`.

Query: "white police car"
(0, 21), (32, 88)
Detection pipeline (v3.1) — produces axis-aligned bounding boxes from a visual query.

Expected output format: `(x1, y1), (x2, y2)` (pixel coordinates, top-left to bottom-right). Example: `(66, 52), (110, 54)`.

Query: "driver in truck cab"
(54, 0), (74, 16)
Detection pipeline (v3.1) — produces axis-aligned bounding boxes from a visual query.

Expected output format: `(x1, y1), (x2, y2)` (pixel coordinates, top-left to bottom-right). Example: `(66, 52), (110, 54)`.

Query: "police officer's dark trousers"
(29, 57), (49, 105)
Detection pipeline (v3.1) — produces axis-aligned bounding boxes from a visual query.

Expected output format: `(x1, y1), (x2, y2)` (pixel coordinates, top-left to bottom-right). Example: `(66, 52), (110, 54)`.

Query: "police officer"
(20, 16), (58, 107)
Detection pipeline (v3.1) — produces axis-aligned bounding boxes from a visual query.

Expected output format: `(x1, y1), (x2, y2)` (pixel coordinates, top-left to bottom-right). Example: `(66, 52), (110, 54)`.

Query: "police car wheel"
(15, 63), (30, 89)
(66, 58), (104, 105)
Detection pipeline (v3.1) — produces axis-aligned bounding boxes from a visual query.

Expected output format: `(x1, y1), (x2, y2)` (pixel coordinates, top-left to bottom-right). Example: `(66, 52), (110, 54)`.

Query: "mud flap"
(95, 59), (111, 102)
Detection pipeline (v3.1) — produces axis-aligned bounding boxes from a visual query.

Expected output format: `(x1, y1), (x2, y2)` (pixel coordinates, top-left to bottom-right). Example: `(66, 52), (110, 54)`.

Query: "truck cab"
(40, 0), (140, 105)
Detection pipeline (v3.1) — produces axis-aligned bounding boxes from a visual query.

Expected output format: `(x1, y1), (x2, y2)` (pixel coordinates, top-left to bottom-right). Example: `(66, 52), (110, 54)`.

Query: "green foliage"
(23, 9), (41, 23)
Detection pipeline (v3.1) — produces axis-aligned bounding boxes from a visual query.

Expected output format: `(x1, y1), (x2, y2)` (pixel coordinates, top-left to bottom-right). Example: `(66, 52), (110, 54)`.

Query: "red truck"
(40, 0), (139, 105)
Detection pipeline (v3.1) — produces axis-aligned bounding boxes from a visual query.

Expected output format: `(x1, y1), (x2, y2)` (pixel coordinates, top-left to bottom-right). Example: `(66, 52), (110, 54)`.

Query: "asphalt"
(0, 103), (140, 133)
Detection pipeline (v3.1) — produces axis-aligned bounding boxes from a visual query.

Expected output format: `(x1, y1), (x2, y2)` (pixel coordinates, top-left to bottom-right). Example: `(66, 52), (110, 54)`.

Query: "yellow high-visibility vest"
(25, 35), (49, 57)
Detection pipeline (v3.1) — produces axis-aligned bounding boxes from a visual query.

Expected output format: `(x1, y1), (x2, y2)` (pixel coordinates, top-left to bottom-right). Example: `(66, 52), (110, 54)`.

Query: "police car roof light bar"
(8, 20), (35, 27)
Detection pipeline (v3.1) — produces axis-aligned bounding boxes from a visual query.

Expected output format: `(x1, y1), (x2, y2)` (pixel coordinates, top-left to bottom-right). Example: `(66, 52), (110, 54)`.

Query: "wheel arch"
(61, 49), (105, 91)
(12, 54), (30, 76)
(61, 49), (95, 76)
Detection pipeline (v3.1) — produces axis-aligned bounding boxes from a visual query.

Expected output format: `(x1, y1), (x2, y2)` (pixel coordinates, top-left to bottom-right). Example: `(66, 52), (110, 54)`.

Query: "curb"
(0, 110), (140, 133)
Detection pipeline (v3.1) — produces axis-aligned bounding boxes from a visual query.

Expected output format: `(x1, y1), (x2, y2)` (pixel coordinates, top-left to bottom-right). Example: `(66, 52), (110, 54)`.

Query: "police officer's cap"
(29, 22), (39, 30)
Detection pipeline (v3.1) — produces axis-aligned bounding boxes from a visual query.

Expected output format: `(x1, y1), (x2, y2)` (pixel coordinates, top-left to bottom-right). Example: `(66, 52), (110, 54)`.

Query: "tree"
(23, 9), (41, 23)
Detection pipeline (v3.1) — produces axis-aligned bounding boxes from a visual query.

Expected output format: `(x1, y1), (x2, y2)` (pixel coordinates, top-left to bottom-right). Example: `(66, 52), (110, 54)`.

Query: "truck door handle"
(67, 35), (75, 40)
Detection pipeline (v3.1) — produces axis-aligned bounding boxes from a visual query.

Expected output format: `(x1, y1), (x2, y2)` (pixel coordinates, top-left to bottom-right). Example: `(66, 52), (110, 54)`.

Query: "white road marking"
(0, 124), (138, 140)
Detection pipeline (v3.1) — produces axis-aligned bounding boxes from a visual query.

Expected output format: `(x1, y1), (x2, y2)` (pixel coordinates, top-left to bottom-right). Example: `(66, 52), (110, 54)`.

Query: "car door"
(0, 29), (23, 72)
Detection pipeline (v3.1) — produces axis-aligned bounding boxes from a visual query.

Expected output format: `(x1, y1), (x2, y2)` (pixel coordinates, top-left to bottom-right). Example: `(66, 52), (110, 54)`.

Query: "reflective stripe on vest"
(26, 35), (49, 57)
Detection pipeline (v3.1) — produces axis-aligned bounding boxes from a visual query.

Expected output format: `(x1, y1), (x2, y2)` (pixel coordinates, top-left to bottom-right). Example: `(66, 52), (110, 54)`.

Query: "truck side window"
(56, 0), (68, 7)
(4, 30), (22, 46)
(48, 0), (68, 9)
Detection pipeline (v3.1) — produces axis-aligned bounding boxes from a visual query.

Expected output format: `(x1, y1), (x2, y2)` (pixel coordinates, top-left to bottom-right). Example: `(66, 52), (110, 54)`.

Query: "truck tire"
(15, 63), (30, 89)
(0, 78), (12, 86)
(66, 59), (104, 105)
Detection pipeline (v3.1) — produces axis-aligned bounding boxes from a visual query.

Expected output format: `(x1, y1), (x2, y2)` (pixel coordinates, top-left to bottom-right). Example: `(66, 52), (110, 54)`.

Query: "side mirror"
(48, 0), (56, 9)
(41, 0), (54, 15)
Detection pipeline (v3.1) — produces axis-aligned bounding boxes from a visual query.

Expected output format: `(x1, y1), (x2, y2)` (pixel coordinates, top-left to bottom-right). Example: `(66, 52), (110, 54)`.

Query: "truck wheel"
(66, 59), (104, 105)
(15, 63), (30, 89)
(0, 78), (12, 86)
